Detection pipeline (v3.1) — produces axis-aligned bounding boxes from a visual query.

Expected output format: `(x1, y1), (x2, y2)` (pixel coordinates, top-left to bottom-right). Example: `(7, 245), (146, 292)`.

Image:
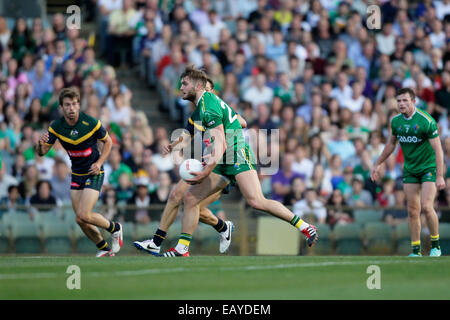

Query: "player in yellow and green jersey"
(160, 65), (318, 257)
(371, 88), (446, 257)
(36, 88), (122, 257)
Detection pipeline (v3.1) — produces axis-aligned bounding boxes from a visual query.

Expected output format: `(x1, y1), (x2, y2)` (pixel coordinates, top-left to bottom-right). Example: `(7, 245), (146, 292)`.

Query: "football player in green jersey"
(36, 88), (123, 257)
(134, 78), (247, 255)
(371, 88), (445, 257)
(160, 65), (318, 257)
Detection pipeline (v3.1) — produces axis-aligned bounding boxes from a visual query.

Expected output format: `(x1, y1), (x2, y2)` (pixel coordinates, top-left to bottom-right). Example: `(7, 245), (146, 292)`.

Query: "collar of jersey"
(402, 107), (416, 121)
(196, 90), (206, 107)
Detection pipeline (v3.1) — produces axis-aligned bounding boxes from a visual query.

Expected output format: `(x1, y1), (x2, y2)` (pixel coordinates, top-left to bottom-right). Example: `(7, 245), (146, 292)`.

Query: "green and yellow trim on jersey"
(48, 120), (102, 145)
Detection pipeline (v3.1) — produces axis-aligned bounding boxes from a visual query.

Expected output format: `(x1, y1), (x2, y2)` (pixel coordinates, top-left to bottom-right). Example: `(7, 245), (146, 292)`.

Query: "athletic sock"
(106, 221), (120, 233)
(214, 218), (228, 233)
(174, 233), (192, 254)
(431, 234), (440, 250)
(96, 239), (111, 251)
(290, 215), (309, 231)
(152, 229), (167, 247)
(411, 240), (421, 255)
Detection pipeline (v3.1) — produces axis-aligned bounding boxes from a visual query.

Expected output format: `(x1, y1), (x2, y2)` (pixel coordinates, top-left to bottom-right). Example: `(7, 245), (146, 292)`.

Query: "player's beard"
(183, 88), (197, 103)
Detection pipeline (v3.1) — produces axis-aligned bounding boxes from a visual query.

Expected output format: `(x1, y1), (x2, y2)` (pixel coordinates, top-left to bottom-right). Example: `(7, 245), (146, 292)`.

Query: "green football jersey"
(197, 91), (246, 165)
(391, 108), (439, 175)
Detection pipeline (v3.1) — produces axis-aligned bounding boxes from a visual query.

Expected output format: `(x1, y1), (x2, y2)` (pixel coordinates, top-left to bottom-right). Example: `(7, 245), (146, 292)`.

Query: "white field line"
(0, 259), (441, 280)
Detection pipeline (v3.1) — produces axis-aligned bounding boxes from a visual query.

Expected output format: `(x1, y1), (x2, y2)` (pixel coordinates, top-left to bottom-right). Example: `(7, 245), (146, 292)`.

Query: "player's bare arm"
(163, 131), (191, 155)
(36, 131), (52, 156)
(187, 124), (227, 185)
(371, 135), (398, 182)
(429, 136), (446, 190)
(88, 134), (113, 175)
(237, 114), (247, 128)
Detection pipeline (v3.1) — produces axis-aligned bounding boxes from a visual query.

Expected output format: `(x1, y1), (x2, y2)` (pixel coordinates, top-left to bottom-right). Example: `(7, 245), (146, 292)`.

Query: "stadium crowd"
(1, 0), (450, 231)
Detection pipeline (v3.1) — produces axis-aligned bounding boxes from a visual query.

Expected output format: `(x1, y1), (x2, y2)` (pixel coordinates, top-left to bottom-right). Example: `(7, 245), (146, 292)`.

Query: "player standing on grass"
(36, 88), (123, 257)
(134, 78), (247, 255)
(371, 88), (445, 256)
(161, 65), (318, 257)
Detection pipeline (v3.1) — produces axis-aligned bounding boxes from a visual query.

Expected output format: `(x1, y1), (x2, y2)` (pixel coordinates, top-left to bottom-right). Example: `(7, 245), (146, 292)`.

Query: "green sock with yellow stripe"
(174, 233), (192, 254)
(431, 235), (440, 250)
(411, 240), (421, 255)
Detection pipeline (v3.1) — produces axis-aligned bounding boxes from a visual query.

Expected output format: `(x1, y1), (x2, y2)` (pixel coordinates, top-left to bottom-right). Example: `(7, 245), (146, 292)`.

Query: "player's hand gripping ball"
(179, 159), (204, 181)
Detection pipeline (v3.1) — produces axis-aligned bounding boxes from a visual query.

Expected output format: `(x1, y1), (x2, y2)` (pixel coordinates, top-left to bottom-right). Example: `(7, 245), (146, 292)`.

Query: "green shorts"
(402, 168), (436, 184)
(212, 143), (256, 185)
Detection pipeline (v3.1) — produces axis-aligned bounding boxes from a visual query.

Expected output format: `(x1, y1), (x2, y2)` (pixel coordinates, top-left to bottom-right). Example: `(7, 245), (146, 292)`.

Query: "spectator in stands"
(28, 59), (53, 100)
(105, 146), (133, 188)
(0, 159), (18, 199)
(292, 143), (314, 181)
(283, 176), (306, 206)
(62, 59), (82, 89)
(29, 180), (57, 214)
(383, 185), (408, 227)
(376, 177), (396, 208)
(51, 13), (66, 41)
(126, 176), (151, 224)
(150, 171), (172, 204)
(115, 172), (135, 204)
(50, 159), (71, 205)
(307, 162), (333, 202)
(243, 73), (274, 110)
(0, 17), (11, 51)
(347, 174), (373, 208)
(10, 18), (32, 63)
(0, 185), (25, 218)
(102, 187), (120, 221)
(326, 188), (353, 228)
(293, 188), (327, 224)
(271, 152), (304, 202)
(107, 0), (139, 67)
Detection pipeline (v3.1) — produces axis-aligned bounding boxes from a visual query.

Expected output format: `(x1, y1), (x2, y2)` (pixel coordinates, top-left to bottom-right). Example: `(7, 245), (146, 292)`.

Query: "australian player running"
(371, 88), (446, 256)
(134, 78), (247, 255)
(161, 65), (318, 257)
(36, 88), (123, 257)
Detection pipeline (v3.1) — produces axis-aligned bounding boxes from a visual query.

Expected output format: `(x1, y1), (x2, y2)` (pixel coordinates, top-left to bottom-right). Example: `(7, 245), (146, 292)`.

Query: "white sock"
(175, 243), (189, 254)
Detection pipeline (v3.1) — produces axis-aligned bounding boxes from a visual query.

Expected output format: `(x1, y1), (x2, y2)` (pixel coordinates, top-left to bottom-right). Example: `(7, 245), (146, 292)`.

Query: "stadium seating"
(0, 223), (10, 253)
(10, 220), (41, 254)
(439, 223), (450, 255)
(134, 222), (158, 241)
(364, 222), (395, 255)
(2, 212), (32, 229)
(73, 224), (97, 254)
(307, 223), (332, 255)
(353, 209), (383, 226)
(395, 222), (412, 255)
(119, 222), (135, 253)
(195, 223), (219, 254)
(333, 223), (363, 255)
(256, 216), (300, 255)
(42, 221), (73, 254)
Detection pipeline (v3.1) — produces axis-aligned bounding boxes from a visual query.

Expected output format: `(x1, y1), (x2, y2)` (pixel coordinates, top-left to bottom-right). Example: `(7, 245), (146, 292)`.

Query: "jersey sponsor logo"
(397, 135), (422, 143)
(67, 147), (93, 157)
(207, 120), (215, 127)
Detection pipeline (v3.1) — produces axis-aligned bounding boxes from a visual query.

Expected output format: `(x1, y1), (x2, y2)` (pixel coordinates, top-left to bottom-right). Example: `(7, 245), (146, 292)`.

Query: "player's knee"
(421, 204), (435, 216)
(407, 206), (420, 218)
(247, 196), (265, 211)
(76, 210), (92, 224)
(183, 191), (198, 207)
(168, 188), (183, 205)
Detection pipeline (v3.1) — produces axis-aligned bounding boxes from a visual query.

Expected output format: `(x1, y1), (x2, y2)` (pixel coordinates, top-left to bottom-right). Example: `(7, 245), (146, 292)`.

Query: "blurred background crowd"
(1, 0), (450, 232)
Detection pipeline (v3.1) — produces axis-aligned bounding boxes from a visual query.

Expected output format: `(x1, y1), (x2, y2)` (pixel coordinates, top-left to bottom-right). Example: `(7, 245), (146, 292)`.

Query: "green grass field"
(0, 255), (449, 300)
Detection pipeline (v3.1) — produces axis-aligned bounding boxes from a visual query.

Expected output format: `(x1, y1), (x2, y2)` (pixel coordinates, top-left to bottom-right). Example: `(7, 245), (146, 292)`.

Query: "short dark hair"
(180, 65), (208, 88)
(59, 87), (80, 106)
(396, 87), (415, 100)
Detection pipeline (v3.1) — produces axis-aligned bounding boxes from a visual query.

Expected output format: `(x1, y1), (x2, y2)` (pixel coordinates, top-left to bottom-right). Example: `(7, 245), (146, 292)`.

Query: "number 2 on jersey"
(217, 96), (237, 124)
